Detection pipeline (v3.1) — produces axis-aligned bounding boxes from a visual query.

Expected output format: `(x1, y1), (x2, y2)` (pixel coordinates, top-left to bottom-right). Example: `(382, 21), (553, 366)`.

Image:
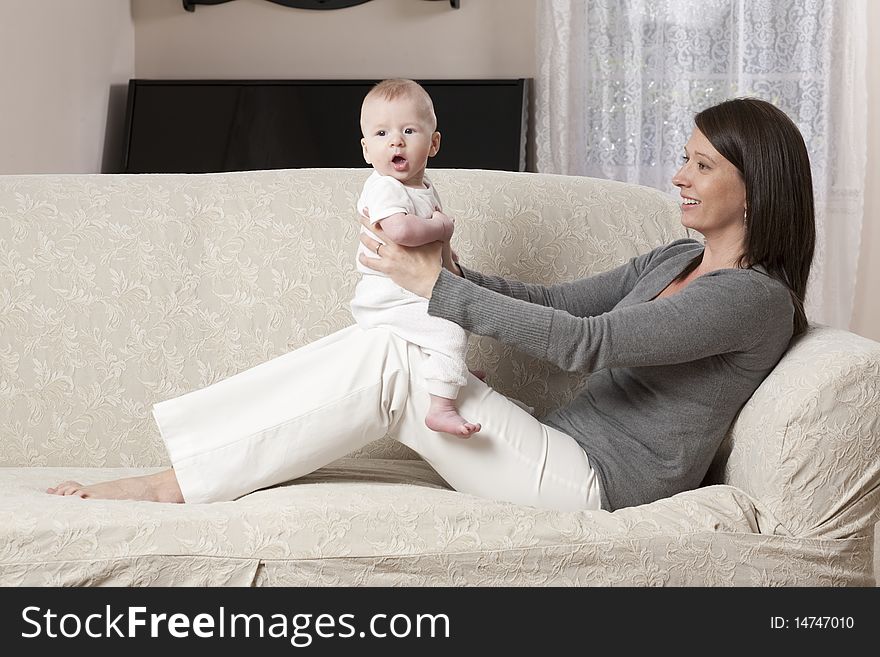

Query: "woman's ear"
(429, 131), (441, 157)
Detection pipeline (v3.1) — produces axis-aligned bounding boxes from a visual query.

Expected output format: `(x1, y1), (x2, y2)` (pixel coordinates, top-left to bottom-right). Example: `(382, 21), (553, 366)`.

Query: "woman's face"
(671, 128), (747, 241)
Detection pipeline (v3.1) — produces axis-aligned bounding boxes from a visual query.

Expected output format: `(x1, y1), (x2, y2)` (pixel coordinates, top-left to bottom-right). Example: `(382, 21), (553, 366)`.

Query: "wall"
(0, 0), (135, 174)
(132, 0), (536, 80)
(850, 0), (880, 342)
(0, 0), (875, 338)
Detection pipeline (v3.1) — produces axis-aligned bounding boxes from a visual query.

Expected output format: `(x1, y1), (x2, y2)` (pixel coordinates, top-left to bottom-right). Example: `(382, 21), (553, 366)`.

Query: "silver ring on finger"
(376, 243), (382, 256)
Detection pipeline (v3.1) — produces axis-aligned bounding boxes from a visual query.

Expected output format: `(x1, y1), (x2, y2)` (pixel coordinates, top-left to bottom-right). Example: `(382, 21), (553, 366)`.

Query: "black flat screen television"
(121, 79), (529, 174)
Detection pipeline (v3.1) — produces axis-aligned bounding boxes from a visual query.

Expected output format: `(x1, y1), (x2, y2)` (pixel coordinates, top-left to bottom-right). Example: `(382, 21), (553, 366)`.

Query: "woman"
(48, 98), (815, 512)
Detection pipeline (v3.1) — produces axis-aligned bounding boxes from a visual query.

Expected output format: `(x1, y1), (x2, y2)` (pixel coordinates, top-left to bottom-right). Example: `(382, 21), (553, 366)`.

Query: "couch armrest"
(705, 326), (880, 540)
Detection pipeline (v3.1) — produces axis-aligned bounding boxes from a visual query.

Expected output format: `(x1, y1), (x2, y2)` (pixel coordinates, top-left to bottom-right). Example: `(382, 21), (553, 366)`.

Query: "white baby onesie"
(351, 171), (468, 398)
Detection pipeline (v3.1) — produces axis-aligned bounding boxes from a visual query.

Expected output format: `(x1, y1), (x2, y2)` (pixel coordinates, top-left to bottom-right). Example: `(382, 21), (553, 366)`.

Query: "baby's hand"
(432, 210), (455, 241)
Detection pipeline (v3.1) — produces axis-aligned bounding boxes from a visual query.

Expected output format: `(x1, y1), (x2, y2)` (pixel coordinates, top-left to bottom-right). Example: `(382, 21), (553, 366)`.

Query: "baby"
(351, 79), (480, 438)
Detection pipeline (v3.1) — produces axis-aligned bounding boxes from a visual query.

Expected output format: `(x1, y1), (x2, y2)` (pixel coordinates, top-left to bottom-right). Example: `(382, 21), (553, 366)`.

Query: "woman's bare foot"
(46, 468), (184, 503)
(425, 394), (481, 438)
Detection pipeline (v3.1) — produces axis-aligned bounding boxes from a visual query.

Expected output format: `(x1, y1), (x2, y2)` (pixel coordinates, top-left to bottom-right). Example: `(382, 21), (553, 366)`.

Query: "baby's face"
(360, 95), (440, 188)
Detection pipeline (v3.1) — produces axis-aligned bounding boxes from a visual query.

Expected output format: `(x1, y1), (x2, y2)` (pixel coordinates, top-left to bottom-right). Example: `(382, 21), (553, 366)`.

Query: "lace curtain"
(535, 0), (867, 329)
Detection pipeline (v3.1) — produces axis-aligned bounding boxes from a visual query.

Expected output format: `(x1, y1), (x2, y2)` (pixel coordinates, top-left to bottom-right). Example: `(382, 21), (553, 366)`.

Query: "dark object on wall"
(121, 79), (528, 173)
(182, 0), (459, 10)
(183, 1), (374, 11)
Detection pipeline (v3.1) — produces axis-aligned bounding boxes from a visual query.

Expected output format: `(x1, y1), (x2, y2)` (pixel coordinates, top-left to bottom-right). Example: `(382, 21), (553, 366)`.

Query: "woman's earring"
(743, 208), (748, 228)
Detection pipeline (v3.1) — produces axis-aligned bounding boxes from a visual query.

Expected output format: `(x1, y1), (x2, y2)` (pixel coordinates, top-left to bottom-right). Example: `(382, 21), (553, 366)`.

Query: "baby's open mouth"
(392, 155), (407, 170)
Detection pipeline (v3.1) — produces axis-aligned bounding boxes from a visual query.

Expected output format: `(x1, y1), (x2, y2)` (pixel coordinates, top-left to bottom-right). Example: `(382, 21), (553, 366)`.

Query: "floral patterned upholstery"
(0, 168), (876, 585)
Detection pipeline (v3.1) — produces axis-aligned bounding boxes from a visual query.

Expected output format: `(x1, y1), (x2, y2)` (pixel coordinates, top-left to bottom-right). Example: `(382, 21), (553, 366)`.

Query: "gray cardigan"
(428, 239), (794, 511)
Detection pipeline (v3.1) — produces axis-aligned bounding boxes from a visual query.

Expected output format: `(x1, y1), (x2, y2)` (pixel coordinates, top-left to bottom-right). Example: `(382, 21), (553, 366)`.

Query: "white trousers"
(152, 325), (602, 511)
(351, 275), (468, 399)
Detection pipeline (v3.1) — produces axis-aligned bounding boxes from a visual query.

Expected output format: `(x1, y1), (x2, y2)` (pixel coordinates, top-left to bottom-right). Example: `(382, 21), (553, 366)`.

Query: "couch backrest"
(0, 168), (684, 467)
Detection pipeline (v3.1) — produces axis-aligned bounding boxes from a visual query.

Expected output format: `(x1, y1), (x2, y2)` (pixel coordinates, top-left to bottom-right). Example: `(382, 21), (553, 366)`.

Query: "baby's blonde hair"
(361, 79), (437, 131)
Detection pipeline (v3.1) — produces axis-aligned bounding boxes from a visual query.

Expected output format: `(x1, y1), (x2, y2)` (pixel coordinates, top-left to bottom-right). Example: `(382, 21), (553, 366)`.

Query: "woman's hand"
(431, 209), (456, 242)
(359, 215), (443, 299)
(441, 239), (463, 278)
(428, 210), (463, 277)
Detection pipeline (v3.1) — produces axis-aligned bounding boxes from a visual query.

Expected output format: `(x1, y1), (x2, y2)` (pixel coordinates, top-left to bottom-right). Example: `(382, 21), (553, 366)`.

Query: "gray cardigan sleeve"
(428, 267), (785, 373)
(459, 253), (651, 318)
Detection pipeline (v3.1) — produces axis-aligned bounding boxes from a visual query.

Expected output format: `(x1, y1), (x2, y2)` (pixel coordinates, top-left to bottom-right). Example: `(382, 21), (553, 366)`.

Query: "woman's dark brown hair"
(694, 98), (815, 337)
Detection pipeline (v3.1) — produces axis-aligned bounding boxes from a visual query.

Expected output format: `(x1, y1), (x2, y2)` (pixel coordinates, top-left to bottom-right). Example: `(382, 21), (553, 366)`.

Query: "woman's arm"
(456, 240), (703, 317)
(428, 268), (784, 373)
(457, 260), (645, 318)
(359, 215), (656, 317)
(358, 222), (771, 374)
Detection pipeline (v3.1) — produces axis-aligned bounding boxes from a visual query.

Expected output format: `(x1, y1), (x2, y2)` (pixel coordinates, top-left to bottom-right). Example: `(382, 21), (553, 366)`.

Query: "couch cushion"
(1, 461), (870, 586)
(705, 326), (880, 540)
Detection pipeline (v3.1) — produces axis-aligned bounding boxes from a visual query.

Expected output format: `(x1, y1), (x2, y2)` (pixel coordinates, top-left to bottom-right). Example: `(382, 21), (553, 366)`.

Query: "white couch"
(0, 168), (877, 586)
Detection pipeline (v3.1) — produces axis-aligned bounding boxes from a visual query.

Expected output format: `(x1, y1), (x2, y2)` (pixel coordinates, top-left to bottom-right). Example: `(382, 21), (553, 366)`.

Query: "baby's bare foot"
(46, 469), (183, 503)
(425, 408), (481, 438)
